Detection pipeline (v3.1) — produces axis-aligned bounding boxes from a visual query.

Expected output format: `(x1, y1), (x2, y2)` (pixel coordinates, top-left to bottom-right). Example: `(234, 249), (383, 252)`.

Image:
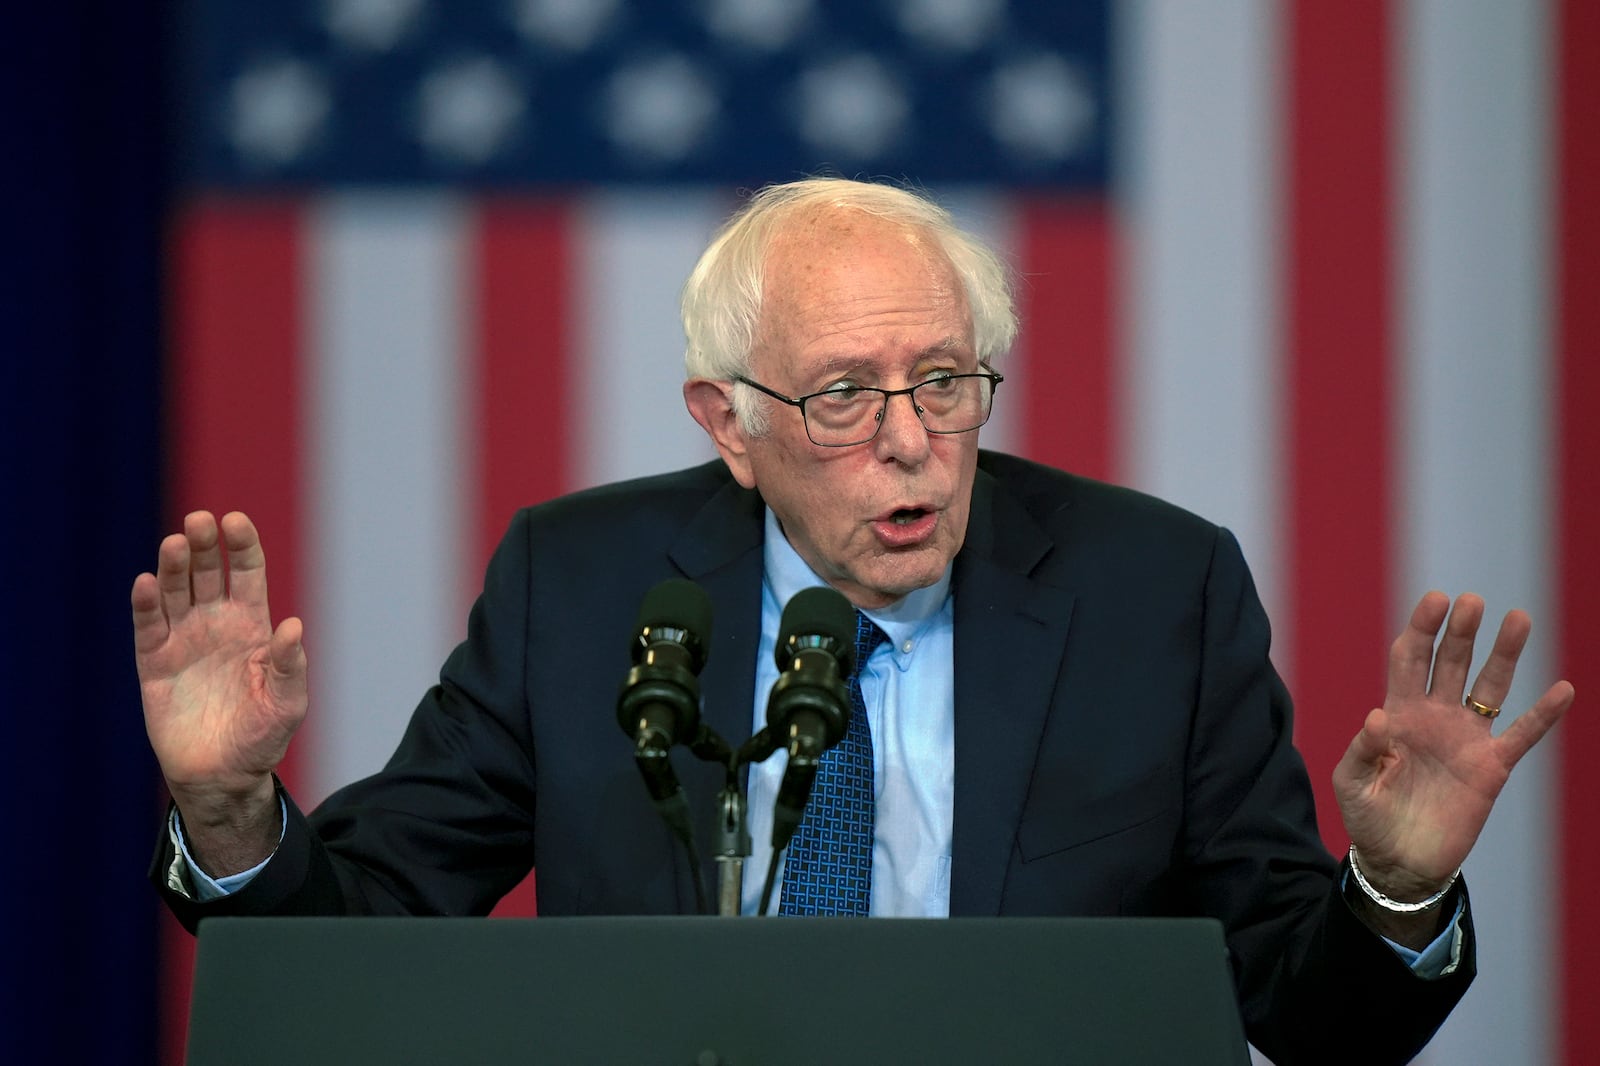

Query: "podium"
(186, 916), (1250, 1065)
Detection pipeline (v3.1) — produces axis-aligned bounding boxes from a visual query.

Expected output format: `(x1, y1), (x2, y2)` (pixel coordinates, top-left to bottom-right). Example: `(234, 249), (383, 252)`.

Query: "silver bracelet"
(1347, 844), (1460, 913)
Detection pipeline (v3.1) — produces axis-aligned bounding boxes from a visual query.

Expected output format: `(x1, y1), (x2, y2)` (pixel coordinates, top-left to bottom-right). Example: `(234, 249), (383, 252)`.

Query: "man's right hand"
(131, 511), (307, 877)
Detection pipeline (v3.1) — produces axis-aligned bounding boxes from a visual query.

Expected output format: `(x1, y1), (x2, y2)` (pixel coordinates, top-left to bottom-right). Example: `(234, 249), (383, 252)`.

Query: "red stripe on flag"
(1284, 2), (1395, 849)
(1014, 199), (1119, 482)
(163, 199), (306, 1061)
(472, 201), (573, 918)
(470, 201), (575, 576)
(1556, 0), (1600, 1059)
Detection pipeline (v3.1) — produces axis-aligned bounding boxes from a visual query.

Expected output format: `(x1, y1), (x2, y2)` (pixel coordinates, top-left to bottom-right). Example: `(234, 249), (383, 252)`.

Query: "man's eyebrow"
(804, 336), (973, 378)
(923, 336), (965, 354)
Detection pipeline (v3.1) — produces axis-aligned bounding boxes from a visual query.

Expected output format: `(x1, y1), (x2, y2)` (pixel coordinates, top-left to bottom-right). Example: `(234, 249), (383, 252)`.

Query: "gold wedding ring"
(1464, 695), (1501, 719)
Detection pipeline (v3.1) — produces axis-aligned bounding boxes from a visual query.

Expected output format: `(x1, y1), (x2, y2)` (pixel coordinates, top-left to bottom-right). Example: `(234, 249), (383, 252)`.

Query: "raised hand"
(1334, 591), (1574, 915)
(131, 511), (308, 874)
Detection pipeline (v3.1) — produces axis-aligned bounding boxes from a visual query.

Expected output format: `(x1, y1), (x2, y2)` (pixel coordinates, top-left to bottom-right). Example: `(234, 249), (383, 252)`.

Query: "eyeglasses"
(734, 371), (1004, 448)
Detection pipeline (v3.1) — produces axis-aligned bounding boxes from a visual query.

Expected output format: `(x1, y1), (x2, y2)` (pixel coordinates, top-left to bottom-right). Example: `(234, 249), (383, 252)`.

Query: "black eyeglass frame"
(733, 370), (1005, 448)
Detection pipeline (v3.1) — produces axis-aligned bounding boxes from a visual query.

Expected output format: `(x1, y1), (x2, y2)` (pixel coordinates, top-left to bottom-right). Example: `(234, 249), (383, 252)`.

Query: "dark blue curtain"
(2, 3), (166, 1063)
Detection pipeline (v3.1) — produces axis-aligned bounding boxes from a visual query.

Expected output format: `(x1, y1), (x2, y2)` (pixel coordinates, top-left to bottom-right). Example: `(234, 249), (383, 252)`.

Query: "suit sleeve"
(149, 510), (541, 931)
(1183, 527), (1474, 1065)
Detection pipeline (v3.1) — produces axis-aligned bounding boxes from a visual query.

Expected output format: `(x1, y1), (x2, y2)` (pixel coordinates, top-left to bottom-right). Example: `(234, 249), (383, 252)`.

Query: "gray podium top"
(187, 916), (1249, 1066)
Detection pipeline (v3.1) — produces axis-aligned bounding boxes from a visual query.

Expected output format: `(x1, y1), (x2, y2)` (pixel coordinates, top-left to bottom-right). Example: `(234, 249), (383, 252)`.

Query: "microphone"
(616, 578), (712, 803)
(766, 586), (856, 853)
(616, 578), (714, 914)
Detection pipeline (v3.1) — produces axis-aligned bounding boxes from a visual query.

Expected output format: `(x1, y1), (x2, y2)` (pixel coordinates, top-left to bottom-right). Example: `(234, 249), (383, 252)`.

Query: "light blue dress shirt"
(742, 508), (955, 917)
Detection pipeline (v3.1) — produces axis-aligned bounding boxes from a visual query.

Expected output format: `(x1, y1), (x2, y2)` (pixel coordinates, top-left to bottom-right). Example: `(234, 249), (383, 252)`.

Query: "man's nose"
(872, 390), (932, 463)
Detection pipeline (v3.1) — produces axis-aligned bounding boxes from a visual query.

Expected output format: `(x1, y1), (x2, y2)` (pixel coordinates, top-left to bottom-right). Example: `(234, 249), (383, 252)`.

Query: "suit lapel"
(667, 475), (766, 761)
(949, 465), (1076, 916)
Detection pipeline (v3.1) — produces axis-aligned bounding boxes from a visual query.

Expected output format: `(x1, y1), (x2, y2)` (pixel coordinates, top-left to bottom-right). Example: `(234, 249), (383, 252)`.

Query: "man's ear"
(684, 379), (757, 488)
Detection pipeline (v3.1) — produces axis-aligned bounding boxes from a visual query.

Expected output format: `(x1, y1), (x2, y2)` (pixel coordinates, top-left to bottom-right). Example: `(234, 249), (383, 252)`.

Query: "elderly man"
(135, 178), (1573, 1063)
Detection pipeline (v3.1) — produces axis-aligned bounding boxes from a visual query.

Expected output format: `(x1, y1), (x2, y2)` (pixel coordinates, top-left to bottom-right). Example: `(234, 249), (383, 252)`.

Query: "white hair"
(680, 177), (1017, 434)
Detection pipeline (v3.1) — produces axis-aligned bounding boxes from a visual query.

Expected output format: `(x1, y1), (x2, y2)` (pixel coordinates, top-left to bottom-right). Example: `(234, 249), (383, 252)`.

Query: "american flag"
(163, 1), (1597, 1063)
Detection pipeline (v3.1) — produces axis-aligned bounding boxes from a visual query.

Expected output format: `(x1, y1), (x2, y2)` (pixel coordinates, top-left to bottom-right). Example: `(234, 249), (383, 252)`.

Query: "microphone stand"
(701, 728), (788, 916)
(713, 756), (750, 917)
(681, 727), (752, 917)
(671, 721), (802, 917)
(734, 727), (787, 916)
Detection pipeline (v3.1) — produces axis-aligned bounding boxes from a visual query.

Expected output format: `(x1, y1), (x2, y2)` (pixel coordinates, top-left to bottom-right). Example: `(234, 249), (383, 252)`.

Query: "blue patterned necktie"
(779, 610), (889, 916)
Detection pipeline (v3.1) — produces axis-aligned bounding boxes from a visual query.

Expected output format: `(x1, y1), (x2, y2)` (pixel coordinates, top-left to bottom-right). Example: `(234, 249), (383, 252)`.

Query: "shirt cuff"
(1382, 895), (1466, 978)
(1343, 868), (1467, 978)
(164, 795), (287, 902)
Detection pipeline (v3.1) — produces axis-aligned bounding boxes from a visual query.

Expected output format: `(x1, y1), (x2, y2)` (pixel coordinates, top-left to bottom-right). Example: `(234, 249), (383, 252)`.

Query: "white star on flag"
(892, 0), (1005, 52)
(324, 0), (425, 53)
(514, 0), (621, 53)
(793, 54), (910, 159)
(415, 57), (525, 165)
(986, 53), (1095, 163)
(603, 54), (720, 164)
(702, 0), (813, 51)
(228, 58), (331, 166)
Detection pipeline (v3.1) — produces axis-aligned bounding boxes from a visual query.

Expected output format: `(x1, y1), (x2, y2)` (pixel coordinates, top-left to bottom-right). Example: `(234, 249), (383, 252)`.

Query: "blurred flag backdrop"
(163, 2), (1596, 1063)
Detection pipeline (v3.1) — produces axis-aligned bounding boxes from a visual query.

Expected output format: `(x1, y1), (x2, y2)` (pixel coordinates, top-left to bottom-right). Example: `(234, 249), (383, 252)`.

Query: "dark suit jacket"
(153, 451), (1473, 1064)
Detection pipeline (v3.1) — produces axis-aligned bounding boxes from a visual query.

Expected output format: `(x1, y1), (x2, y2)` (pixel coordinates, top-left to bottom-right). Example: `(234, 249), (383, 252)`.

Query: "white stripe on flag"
(1120, 0), (1287, 637)
(1397, 1), (1556, 1061)
(304, 194), (472, 804)
(575, 191), (726, 489)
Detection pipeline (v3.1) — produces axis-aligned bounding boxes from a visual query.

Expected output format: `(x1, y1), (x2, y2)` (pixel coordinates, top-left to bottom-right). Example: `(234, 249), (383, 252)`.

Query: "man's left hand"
(1333, 591), (1575, 942)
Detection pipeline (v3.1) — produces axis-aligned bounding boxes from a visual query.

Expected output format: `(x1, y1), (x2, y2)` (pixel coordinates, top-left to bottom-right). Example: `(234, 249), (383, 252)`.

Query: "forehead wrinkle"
(777, 274), (968, 345)
(809, 335), (968, 368)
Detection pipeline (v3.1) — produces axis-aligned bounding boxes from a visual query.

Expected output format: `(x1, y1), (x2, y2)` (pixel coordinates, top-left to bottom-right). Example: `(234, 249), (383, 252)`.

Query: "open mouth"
(873, 506), (938, 548)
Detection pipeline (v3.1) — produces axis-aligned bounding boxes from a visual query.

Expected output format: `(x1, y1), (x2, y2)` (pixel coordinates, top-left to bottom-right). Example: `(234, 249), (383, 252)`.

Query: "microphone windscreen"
(777, 586), (857, 675)
(636, 578), (713, 641)
(633, 578), (713, 674)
